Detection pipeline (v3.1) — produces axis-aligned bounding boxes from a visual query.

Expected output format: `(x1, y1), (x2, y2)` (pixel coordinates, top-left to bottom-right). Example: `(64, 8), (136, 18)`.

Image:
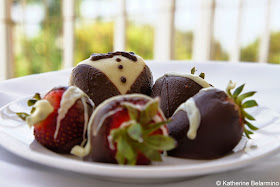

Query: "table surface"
(0, 61), (280, 187)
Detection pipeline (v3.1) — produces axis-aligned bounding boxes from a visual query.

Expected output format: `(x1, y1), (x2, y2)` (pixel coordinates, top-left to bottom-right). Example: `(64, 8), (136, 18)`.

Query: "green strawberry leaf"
(137, 144), (162, 161)
(111, 97), (177, 165)
(199, 72), (205, 79)
(247, 129), (253, 134)
(16, 112), (30, 121)
(115, 150), (125, 165)
(33, 93), (41, 100)
(233, 84), (245, 99)
(121, 102), (139, 121)
(191, 67), (196, 74)
(144, 135), (176, 151)
(117, 134), (136, 165)
(237, 91), (256, 103)
(27, 93), (41, 106)
(110, 128), (124, 142)
(140, 98), (159, 125)
(143, 120), (171, 135)
(245, 120), (259, 130)
(242, 100), (258, 108)
(243, 110), (256, 121)
(30, 107), (36, 114)
(244, 128), (253, 139)
(127, 123), (143, 143)
(227, 82), (258, 139)
(27, 99), (37, 106)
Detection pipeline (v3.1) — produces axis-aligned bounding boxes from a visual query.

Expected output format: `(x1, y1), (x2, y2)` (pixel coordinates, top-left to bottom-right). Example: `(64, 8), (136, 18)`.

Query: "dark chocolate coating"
(152, 75), (203, 118)
(84, 96), (150, 163)
(69, 64), (153, 106)
(84, 116), (115, 163)
(69, 64), (121, 106)
(167, 88), (243, 159)
(127, 65), (153, 96)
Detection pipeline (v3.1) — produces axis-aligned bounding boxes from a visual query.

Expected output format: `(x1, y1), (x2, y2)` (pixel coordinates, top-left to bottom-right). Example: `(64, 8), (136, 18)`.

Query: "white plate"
(0, 96), (280, 183)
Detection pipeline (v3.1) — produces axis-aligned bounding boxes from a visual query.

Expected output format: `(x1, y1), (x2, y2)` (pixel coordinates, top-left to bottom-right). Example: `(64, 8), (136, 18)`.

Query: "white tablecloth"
(0, 61), (279, 187)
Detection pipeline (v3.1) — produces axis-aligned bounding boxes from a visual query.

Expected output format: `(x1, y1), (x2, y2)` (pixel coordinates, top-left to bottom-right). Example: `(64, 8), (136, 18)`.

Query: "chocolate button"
(121, 76), (126, 83)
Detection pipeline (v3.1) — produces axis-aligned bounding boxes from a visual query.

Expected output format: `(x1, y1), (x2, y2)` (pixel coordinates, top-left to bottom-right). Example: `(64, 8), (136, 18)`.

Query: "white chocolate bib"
(78, 55), (146, 94)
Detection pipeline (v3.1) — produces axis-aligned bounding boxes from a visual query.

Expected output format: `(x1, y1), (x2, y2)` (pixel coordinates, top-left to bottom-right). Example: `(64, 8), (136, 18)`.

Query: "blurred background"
(0, 0), (279, 80)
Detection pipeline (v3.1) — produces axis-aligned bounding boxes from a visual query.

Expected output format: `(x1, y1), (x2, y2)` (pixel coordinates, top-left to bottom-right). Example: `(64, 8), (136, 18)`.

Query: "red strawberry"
(167, 81), (258, 159)
(17, 86), (94, 153)
(71, 94), (176, 165)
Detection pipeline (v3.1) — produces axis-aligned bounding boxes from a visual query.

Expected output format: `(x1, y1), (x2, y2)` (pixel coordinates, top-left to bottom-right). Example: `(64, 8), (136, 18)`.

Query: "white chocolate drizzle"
(78, 55), (146, 94)
(94, 108), (122, 136)
(71, 141), (91, 157)
(120, 120), (136, 129)
(200, 87), (216, 92)
(71, 94), (167, 158)
(54, 86), (94, 139)
(107, 135), (115, 150)
(81, 97), (89, 140)
(153, 114), (168, 136)
(26, 100), (54, 127)
(173, 97), (201, 140)
(165, 72), (211, 88)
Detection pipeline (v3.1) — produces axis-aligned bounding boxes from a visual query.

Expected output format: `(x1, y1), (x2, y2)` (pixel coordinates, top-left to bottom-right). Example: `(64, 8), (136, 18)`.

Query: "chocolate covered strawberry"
(17, 86), (94, 153)
(69, 51), (153, 106)
(167, 81), (258, 159)
(71, 94), (176, 165)
(152, 67), (211, 118)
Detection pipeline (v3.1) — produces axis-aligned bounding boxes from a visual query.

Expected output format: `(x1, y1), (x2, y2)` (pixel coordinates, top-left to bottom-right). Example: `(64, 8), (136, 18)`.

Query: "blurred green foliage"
(268, 32), (280, 64)
(210, 40), (229, 61)
(74, 21), (155, 64)
(14, 0), (62, 77)
(126, 23), (154, 60)
(14, 1), (280, 78)
(240, 39), (259, 62)
(175, 31), (193, 60)
(240, 32), (280, 64)
(74, 21), (114, 64)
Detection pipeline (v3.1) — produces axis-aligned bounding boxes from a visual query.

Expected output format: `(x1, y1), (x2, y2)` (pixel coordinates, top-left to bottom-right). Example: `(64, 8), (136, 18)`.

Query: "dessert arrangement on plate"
(16, 51), (259, 165)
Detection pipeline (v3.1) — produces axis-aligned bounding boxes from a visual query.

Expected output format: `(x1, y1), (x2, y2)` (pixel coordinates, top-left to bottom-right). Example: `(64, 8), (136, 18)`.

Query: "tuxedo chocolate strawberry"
(167, 81), (258, 159)
(71, 94), (176, 165)
(69, 51), (153, 106)
(152, 67), (211, 118)
(17, 86), (94, 153)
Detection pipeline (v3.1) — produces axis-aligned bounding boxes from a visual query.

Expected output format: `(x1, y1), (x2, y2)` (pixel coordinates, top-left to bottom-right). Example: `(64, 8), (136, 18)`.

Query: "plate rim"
(0, 95), (280, 180)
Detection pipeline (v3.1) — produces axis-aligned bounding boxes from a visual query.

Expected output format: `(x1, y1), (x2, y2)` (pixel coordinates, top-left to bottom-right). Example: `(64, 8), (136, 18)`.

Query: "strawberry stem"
(17, 93), (42, 121)
(109, 99), (176, 165)
(190, 67), (206, 79)
(191, 67), (197, 74)
(16, 112), (30, 121)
